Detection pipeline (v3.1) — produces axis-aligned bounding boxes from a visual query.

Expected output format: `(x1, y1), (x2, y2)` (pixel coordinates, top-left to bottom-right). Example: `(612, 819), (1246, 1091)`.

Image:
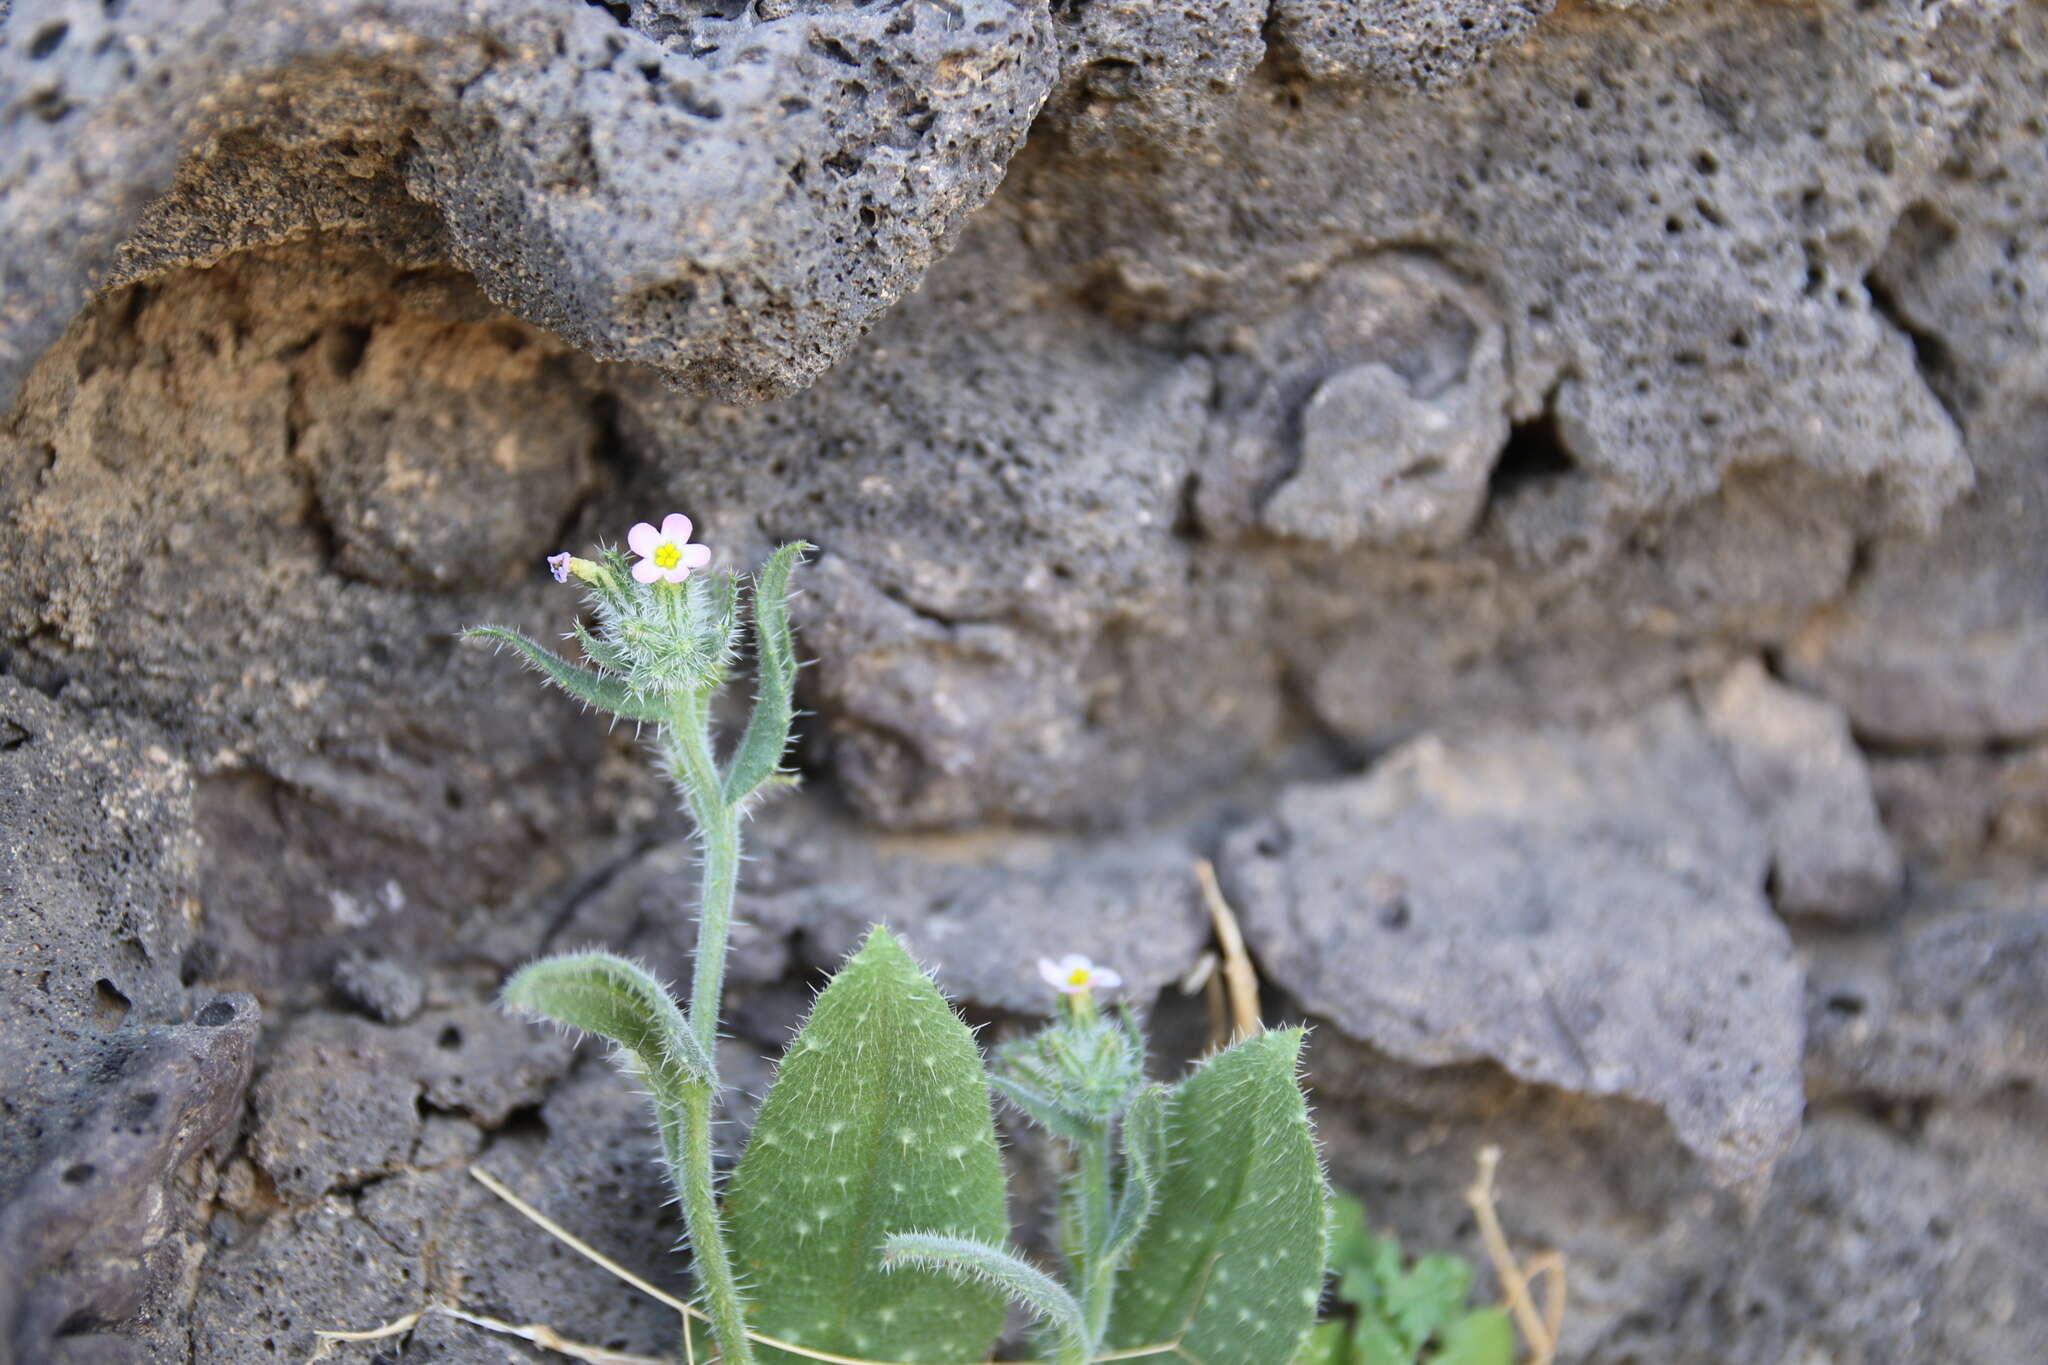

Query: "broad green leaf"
(722, 541), (811, 804)
(466, 626), (665, 723)
(1106, 1029), (1327, 1365)
(500, 952), (713, 1096)
(1435, 1307), (1517, 1365)
(726, 927), (1007, 1365)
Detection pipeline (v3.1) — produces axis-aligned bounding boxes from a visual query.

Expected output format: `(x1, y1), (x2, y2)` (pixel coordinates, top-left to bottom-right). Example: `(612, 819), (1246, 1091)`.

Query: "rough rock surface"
(1698, 658), (1903, 921)
(3, 0), (2048, 1360)
(1807, 906), (2048, 1104)
(0, 0), (1055, 408)
(1219, 699), (1803, 1184)
(0, 997), (256, 1365)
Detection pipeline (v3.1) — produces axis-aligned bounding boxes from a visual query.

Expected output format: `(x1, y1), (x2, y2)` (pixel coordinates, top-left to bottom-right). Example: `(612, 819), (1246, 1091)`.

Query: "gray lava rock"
(1220, 700), (1803, 1184)
(0, 996), (257, 1365)
(0, 678), (201, 1199)
(1784, 21), (2048, 747)
(1206, 252), (1511, 552)
(1040, 0), (1267, 151)
(1024, 0), (1977, 544)
(557, 795), (1211, 1016)
(0, 0), (1056, 410)
(1698, 659), (1902, 922)
(2, 246), (613, 990)
(195, 1061), (691, 1365)
(251, 1006), (573, 1206)
(1870, 744), (2048, 872)
(1807, 906), (2048, 1104)
(331, 955), (426, 1026)
(1268, 0), (1556, 90)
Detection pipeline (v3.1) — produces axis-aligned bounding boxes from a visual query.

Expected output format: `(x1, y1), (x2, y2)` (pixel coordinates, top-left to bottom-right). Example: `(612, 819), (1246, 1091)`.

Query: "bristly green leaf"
(722, 541), (811, 805)
(726, 926), (1008, 1365)
(880, 1233), (1089, 1362)
(1106, 1029), (1327, 1365)
(570, 619), (636, 678)
(1102, 1084), (1169, 1271)
(466, 626), (666, 724)
(990, 1073), (1099, 1145)
(500, 951), (715, 1095)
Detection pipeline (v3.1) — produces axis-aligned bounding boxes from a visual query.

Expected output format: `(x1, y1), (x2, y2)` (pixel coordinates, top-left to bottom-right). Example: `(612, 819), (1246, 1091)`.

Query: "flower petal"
(631, 556), (663, 584)
(1058, 954), (1091, 975)
(661, 512), (694, 544)
(1038, 958), (1065, 988)
(1090, 967), (1123, 990)
(628, 521), (661, 556)
(661, 564), (693, 584)
(681, 542), (712, 569)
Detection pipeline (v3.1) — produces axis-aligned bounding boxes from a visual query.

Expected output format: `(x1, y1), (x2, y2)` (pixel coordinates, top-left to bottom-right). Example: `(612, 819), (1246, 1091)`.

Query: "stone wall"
(3, 0), (2045, 1361)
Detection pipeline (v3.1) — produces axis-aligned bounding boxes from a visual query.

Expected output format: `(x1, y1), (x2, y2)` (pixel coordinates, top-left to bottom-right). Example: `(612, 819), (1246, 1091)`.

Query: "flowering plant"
(469, 518), (1328, 1365)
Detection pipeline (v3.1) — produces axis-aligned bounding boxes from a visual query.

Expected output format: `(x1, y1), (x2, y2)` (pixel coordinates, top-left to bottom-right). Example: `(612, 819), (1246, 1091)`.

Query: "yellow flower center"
(1067, 967), (1092, 988)
(654, 542), (682, 570)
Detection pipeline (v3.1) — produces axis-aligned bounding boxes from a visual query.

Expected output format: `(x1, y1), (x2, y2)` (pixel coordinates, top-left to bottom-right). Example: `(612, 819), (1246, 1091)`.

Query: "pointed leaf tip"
(1107, 1027), (1325, 1365)
(727, 918), (1007, 1364)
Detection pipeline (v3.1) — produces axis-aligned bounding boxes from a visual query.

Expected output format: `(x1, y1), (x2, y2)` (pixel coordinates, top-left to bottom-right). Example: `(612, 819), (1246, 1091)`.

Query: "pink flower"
(1038, 955), (1122, 996)
(547, 552), (574, 584)
(627, 513), (713, 585)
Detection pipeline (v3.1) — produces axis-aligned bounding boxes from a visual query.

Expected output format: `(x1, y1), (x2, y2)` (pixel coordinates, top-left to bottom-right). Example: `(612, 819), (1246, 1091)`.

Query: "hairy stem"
(1078, 1129), (1116, 1351)
(665, 691), (739, 1059)
(667, 1087), (755, 1365)
(660, 688), (753, 1364)
(687, 800), (741, 1060)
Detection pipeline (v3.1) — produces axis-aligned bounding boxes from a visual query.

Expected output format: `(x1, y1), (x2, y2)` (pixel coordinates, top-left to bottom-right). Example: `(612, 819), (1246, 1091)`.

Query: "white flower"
(1038, 954), (1122, 996)
(627, 513), (713, 585)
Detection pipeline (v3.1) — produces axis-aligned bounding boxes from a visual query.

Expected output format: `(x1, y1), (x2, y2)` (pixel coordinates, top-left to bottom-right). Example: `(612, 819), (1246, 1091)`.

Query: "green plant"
(1293, 1196), (1516, 1365)
(472, 515), (1331, 1365)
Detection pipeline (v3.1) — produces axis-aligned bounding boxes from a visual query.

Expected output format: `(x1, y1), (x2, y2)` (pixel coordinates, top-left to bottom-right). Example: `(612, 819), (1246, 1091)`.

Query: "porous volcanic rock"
(1218, 699), (1803, 1185)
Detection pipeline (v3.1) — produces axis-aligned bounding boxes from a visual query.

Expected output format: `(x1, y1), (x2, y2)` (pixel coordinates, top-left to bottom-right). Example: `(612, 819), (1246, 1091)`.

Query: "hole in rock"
(1486, 405), (1576, 501)
(195, 998), (237, 1027)
(30, 22), (70, 58)
(92, 979), (131, 1029)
